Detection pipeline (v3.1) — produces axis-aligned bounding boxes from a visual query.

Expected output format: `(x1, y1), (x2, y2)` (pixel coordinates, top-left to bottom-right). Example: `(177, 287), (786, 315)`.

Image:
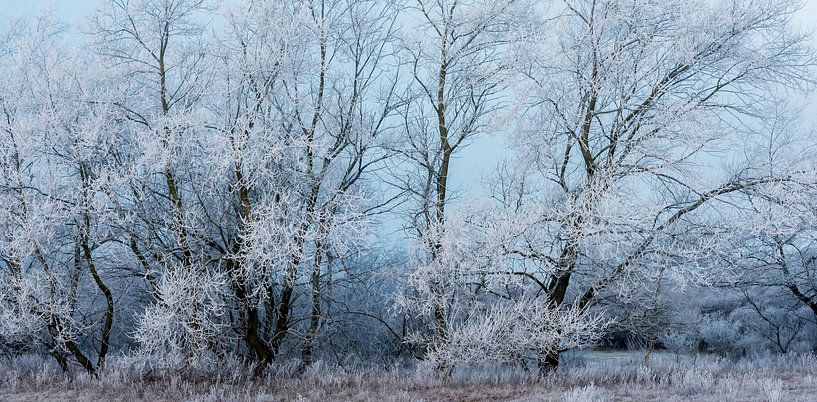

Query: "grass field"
(1, 352), (816, 401)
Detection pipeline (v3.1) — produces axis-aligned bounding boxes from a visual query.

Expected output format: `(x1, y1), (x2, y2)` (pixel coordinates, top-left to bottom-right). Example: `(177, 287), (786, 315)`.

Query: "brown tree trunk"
(79, 165), (115, 371)
(246, 303), (271, 377)
(300, 241), (325, 369)
(49, 318), (97, 376)
(538, 350), (560, 375)
(269, 176), (322, 363)
(429, 46), (452, 359)
(227, 252), (272, 376)
(537, 238), (580, 372)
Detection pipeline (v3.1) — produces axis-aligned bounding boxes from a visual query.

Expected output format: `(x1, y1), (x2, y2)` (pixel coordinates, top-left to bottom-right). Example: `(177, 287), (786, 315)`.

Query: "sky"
(0, 0), (94, 22)
(2, 0), (817, 206)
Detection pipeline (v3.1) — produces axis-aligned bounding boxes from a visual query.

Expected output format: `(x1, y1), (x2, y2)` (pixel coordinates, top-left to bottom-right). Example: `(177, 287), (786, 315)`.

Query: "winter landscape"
(2, 0), (817, 401)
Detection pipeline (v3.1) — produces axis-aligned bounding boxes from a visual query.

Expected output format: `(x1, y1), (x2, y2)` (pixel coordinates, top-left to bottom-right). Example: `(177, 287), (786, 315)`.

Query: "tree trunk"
(79, 165), (115, 371)
(246, 304), (271, 377)
(301, 242), (325, 369)
(49, 347), (70, 374)
(270, 181), (321, 363)
(429, 50), (451, 365)
(227, 253), (272, 376)
(537, 238), (580, 372)
(538, 350), (560, 374)
(49, 319), (97, 376)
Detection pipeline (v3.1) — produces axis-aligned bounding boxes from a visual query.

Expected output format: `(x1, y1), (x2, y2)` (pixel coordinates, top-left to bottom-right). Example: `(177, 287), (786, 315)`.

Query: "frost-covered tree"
(485, 0), (816, 371)
(395, 0), (538, 368)
(718, 125), (817, 349)
(1, 0), (817, 380)
(88, 0), (403, 373)
(0, 15), (128, 375)
(731, 183), (817, 323)
(204, 0), (403, 373)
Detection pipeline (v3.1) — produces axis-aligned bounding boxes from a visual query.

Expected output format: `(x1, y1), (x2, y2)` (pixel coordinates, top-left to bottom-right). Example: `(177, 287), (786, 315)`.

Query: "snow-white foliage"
(399, 0), (817, 372)
(132, 265), (232, 368)
(399, 210), (611, 368)
(497, 0), (816, 306)
(422, 301), (609, 369)
(1, 0), (816, 379)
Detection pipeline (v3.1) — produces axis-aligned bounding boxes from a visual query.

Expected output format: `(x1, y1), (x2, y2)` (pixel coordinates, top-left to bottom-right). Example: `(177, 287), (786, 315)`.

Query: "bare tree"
(92, 0), (406, 373)
(2, 0), (817, 381)
(0, 15), (126, 375)
(489, 0), (816, 372)
(199, 0), (403, 374)
(395, 0), (534, 368)
(722, 132), (817, 329)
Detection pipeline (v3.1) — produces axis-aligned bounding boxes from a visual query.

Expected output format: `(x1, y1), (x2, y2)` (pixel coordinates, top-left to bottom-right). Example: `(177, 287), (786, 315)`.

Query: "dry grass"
(1, 352), (816, 401)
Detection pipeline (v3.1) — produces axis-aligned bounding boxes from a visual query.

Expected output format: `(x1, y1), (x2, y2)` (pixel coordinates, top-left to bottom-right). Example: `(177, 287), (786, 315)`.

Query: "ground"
(1, 352), (816, 401)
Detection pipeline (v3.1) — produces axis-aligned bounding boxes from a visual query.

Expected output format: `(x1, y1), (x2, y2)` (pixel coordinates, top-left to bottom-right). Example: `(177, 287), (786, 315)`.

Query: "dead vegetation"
(1, 352), (816, 401)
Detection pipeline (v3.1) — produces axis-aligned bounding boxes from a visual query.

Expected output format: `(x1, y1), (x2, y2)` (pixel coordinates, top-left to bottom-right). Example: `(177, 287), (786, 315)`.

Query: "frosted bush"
(700, 318), (741, 357)
(759, 379), (785, 402)
(677, 368), (713, 393)
(563, 384), (611, 402)
(421, 300), (609, 370)
(132, 265), (234, 368)
(661, 332), (697, 357)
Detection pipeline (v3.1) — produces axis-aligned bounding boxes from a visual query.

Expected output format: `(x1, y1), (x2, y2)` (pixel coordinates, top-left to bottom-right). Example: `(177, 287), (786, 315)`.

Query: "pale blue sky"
(0, 0), (97, 22)
(4, 0), (816, 35)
